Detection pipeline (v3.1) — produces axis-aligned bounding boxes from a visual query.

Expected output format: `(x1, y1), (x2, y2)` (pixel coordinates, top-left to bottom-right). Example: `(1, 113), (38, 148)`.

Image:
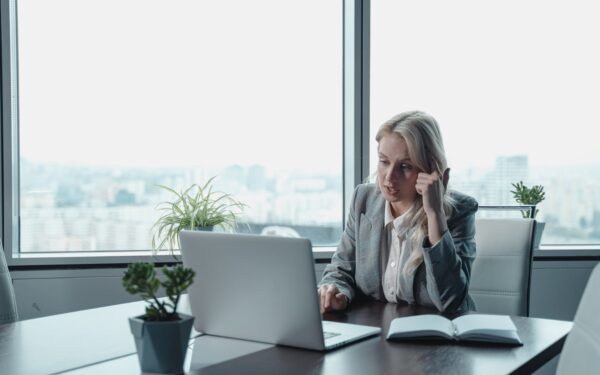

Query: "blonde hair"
(375, 111), (455, 274)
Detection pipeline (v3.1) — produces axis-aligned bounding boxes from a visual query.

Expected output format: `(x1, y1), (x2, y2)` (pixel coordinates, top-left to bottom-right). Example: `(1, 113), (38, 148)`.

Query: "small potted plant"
(123, 262), (195, 374)
(152, 176), (246, 254)
(511, 181), (546, 248)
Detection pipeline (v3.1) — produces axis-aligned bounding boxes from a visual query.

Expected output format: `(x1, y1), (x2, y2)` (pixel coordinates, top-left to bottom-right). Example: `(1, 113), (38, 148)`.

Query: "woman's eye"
(400, 164), (412, 170)
(379, 159), (389, 165)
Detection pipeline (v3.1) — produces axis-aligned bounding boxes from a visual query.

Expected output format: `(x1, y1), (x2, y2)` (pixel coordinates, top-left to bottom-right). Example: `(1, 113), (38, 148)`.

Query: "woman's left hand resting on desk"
(319, 283), (348, 313)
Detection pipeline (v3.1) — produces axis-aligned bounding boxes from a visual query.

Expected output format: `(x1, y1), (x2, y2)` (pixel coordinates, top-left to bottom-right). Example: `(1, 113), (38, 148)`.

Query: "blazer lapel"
(366, 193), (386, 299)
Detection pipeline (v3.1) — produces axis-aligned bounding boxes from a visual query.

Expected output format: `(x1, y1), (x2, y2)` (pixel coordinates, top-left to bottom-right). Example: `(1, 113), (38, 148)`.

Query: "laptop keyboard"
(323, 331), (342, 340)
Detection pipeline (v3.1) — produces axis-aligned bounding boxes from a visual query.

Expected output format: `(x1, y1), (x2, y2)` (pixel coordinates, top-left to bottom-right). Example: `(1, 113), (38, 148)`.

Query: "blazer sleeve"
(420, 197), (478, 312)
(318, 187), (359, 302)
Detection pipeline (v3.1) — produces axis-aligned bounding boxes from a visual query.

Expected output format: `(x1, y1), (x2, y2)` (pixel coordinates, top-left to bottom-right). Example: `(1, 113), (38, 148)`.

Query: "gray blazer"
(319, 183), (478, 313)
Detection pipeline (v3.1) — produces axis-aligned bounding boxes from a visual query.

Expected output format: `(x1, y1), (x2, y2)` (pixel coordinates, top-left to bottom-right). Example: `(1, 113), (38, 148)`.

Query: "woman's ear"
(442, 168), (450, 190)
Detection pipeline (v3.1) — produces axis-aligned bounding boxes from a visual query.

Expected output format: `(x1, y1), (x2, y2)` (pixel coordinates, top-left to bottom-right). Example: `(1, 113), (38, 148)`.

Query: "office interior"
(2, 1), (599, 374)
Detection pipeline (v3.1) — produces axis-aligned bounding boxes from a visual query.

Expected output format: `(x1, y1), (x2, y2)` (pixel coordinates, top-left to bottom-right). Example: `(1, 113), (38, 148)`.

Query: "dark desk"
(0, 300), (152, 375)
(0, 299), (571, 375)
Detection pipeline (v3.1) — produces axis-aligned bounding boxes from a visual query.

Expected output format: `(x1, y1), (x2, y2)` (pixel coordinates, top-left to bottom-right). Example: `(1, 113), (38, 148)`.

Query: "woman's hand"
(318, 284), (348, 313)
(415, 168), (450, 244)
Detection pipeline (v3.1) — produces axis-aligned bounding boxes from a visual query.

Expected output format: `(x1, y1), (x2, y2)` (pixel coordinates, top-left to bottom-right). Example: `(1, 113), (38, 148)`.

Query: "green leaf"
(123, 263), (195, 321)
(510, 180), (546, 218)
(151, 176), (247, 254)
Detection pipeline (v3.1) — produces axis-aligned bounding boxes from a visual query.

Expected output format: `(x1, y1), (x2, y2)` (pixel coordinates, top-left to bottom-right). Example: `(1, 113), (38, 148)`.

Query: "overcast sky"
(18, 0), (342, 173)
(16, 0), (600, 174)
(370, 0), (600, 171)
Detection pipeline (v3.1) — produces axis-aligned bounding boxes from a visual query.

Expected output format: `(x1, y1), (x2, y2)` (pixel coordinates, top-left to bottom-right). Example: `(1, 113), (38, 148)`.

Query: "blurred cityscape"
(19, 155), (600, 252)
(20, 161), (344, 252)
(450, 156), (600, 244)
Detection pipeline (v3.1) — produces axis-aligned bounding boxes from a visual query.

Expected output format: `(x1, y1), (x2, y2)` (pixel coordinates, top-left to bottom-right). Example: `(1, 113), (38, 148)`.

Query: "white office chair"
(469, 218), (535, 316)
(0, 241), (19, 324)
(556, 263), (600, 375)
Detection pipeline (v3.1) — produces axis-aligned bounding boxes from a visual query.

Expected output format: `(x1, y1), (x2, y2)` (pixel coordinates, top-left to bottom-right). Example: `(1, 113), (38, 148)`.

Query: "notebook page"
(388, 315), (454, 339)
(453, 314), (517, 337)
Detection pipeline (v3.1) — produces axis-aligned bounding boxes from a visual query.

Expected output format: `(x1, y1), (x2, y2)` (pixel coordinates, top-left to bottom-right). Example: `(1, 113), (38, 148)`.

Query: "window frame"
(1, 0), (371, 267)
(4, 0), (597, 268)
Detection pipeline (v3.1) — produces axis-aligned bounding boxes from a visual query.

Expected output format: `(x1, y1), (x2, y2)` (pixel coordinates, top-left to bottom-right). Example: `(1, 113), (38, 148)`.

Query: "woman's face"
(377, 134), (420, 207)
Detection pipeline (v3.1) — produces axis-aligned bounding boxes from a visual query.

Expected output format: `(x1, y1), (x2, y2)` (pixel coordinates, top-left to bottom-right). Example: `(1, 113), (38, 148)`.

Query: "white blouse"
(382, 202), (416, 304)
(382, 201), (444, 308)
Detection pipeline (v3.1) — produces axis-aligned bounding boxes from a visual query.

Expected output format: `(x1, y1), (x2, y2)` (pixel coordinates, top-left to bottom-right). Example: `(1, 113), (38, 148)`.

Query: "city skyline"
(17, 154), (600, 253)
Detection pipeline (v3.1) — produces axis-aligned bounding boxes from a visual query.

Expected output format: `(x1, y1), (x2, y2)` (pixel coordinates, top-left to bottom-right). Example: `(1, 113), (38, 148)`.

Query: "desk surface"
(0, 298), (571, 375)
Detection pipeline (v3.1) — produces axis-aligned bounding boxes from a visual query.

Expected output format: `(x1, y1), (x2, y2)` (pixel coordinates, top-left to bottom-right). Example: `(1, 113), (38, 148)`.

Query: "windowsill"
(10, 245), (600, 268)
(7, 246), (337, 268)
(8, 251), (181, 268)
(534, 245), (600, 260)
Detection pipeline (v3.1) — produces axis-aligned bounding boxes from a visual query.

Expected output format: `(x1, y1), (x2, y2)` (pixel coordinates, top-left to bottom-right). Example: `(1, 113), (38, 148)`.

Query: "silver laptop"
(179, 230), (381, 351)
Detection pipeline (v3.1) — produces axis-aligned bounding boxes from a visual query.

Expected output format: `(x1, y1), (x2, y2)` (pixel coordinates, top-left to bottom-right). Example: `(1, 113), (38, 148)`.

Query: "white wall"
(530, 260), (598, 320)
(12, 268), (142, 320)
(11, 260), (597, 321)
(12, 263), (329, 320)
(529, 260), (599, 375)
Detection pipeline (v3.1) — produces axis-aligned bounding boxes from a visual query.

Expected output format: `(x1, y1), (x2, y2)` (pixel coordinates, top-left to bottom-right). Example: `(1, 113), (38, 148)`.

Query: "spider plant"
(151, 177), (246, 254)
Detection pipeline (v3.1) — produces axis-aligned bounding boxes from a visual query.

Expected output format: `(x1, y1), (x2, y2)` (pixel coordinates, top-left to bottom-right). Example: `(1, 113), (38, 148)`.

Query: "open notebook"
(386, 314), (522, 345)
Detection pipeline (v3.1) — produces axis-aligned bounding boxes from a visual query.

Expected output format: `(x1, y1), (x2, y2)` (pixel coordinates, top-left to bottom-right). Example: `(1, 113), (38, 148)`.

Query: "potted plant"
(123, 262), (195, 374)
(511, 181), (546, 248)
(151, 176), (246, 254)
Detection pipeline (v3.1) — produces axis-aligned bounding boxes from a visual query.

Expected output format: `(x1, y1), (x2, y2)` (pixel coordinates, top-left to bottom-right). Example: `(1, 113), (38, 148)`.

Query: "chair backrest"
(469, 218), (535, 316)
(556, 263), (600, 374)
(0, 242), (19, 324)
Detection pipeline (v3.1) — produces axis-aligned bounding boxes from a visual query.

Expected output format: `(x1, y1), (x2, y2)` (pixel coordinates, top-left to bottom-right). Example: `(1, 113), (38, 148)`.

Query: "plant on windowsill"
(151, 176), (246, 254)
(123, 262), (195, 374)
(511, 181), (546, 218)
(511, 181), (546, 249)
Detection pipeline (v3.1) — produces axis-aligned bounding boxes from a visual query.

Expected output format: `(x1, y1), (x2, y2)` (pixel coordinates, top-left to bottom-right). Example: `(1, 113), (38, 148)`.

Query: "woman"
(318, 111), (478, 313)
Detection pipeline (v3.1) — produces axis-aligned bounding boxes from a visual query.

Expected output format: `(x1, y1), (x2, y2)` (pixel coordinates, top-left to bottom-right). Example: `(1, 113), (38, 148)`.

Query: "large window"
(12, 0), (343, 252)
(371, 0), (600, 245)
(7, 0), (599, 258)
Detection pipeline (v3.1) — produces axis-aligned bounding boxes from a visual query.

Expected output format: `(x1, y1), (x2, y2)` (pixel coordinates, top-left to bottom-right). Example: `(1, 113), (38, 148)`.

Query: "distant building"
(488, 155), (529, 206)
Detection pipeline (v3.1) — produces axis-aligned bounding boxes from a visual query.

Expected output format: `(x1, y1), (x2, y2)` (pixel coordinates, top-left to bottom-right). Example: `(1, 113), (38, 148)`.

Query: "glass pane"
(371, 0), (600, 245)
(17, 0), (343, 252)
